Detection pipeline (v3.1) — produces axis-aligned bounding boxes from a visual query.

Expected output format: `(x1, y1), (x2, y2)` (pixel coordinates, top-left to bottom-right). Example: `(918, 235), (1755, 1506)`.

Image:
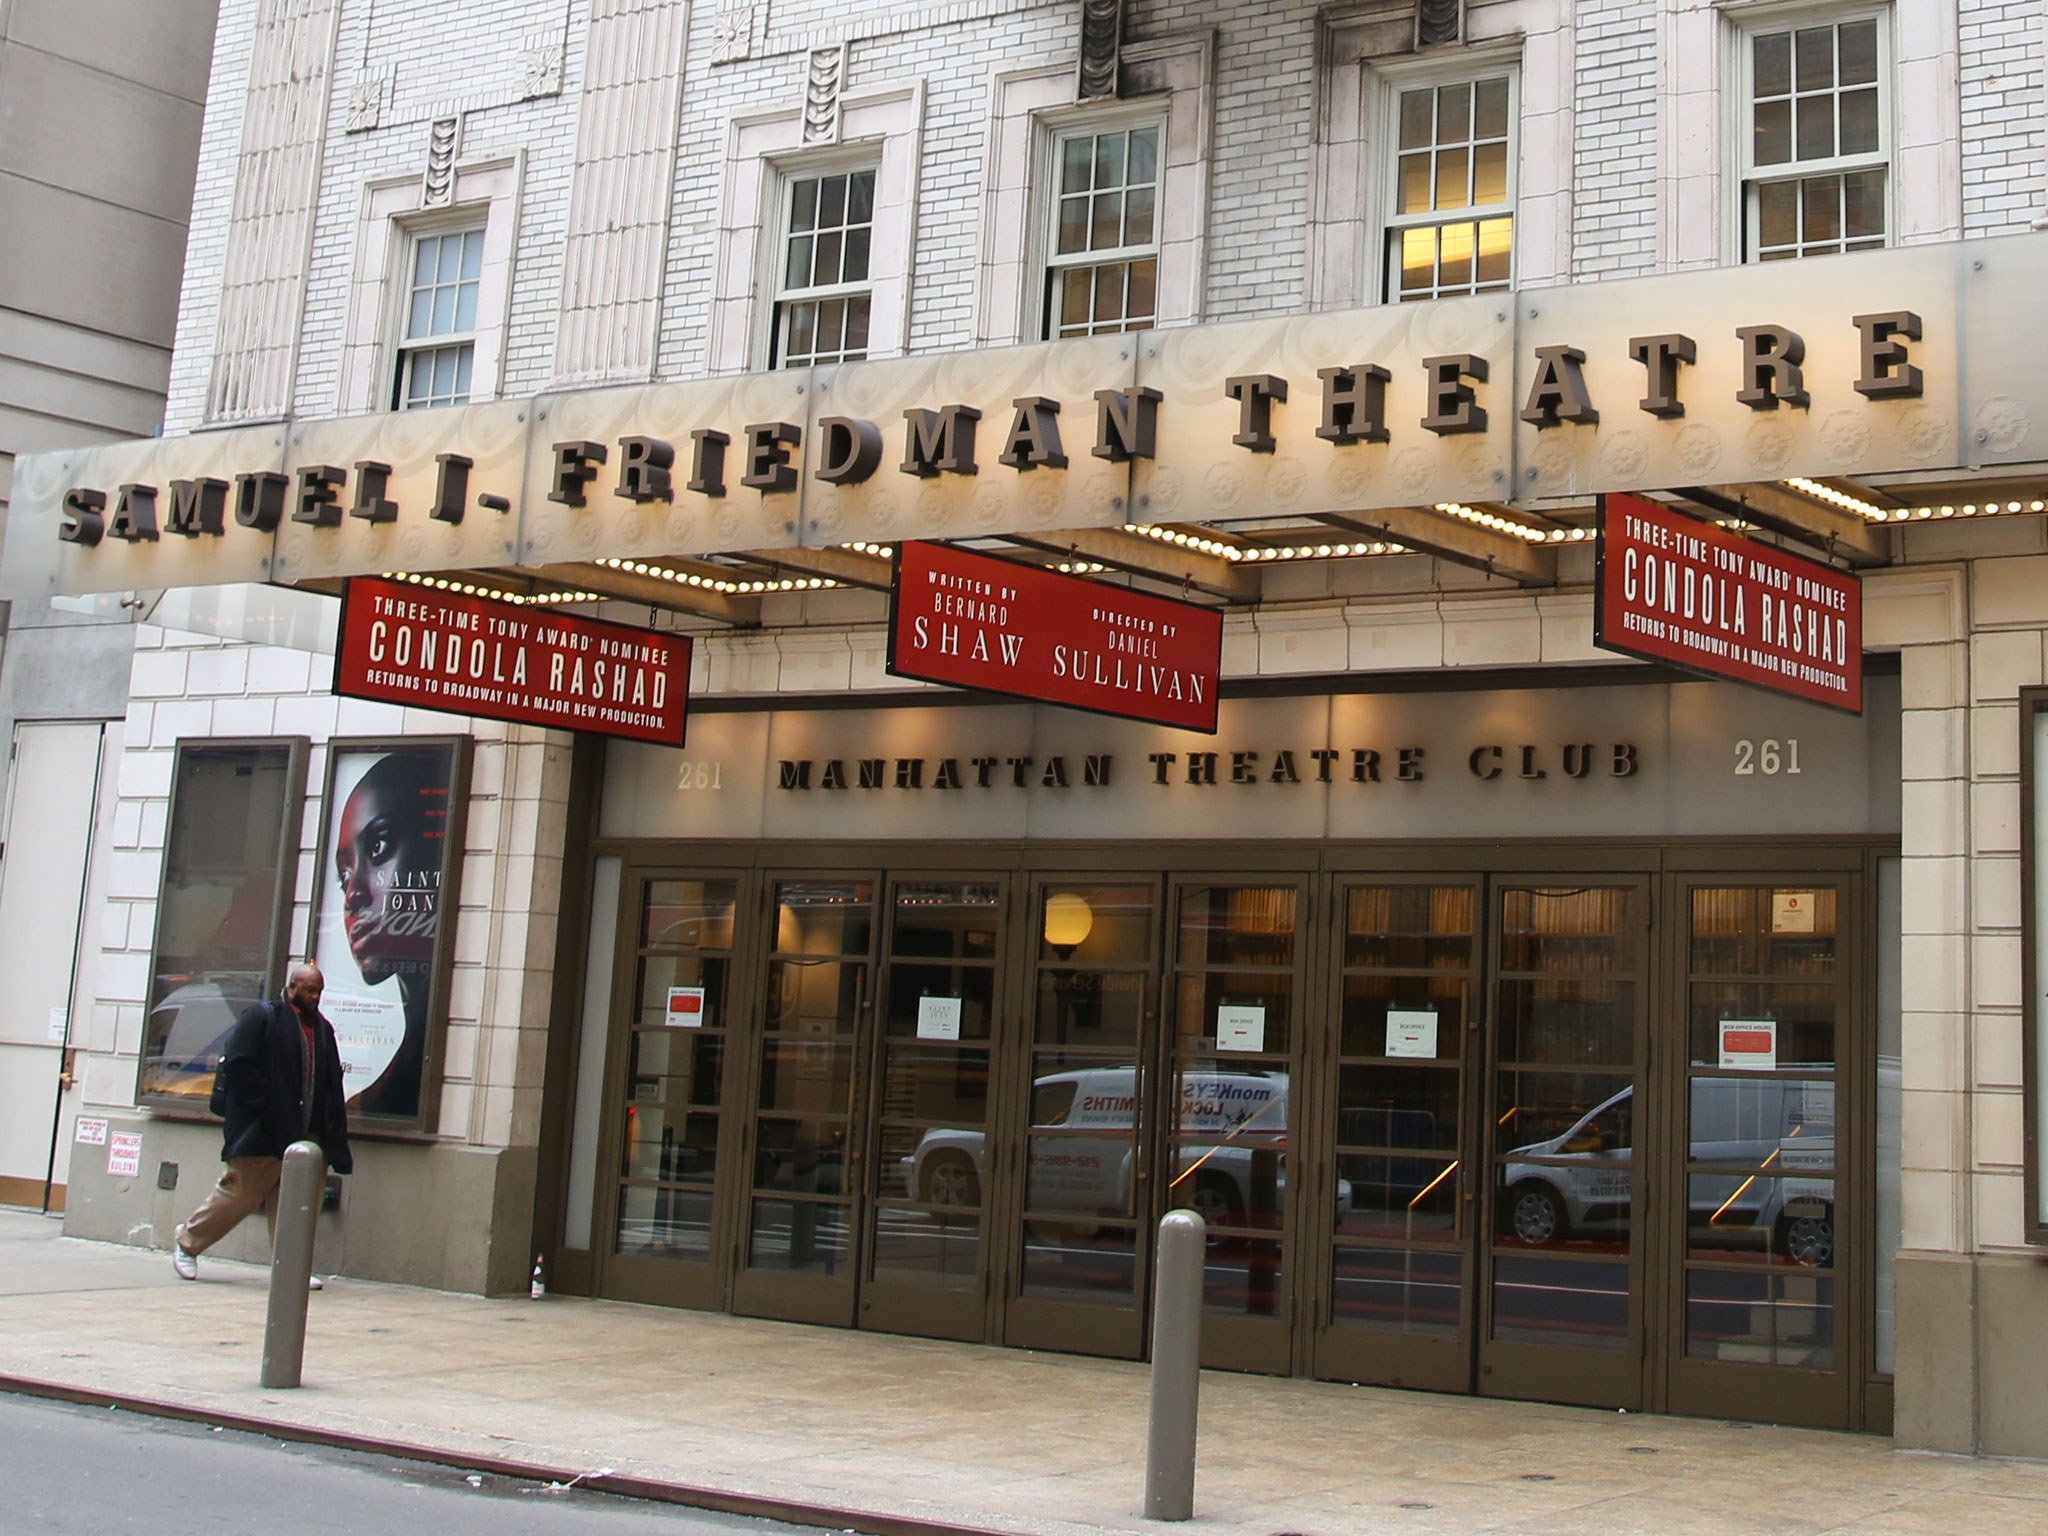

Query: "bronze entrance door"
(1310, 877), (1650, 1410)
(998, 874), (1308, 1374)
(729, 872), (1010, 1339)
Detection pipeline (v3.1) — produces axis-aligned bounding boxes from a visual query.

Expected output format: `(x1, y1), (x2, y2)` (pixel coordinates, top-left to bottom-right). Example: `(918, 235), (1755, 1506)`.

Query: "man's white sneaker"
(171, 1242), (198, 1281)
(307, 1275), (324, 1291)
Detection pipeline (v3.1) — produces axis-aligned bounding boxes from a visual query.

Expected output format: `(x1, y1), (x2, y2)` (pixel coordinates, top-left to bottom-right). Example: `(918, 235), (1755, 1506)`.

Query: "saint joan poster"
(311, 737), (470, 1127)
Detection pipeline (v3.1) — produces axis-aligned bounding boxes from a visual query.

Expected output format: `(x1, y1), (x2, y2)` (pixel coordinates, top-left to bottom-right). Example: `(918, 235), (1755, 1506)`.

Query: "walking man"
(172, 961), (353, 1286)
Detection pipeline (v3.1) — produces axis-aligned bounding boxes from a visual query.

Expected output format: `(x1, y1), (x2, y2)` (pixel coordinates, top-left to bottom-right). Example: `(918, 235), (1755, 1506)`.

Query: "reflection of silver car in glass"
(1500, 1081), (1834, 1265)
(901, 1067), (1350, 1226)
(146, 978), (263, 1098)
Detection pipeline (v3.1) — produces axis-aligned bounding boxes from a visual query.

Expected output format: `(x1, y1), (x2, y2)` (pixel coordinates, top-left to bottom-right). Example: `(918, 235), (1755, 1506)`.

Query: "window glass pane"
(617, 1186), (713, 1259)
(1332, 1245), (1461, 1332)
(749, 1197), (850, 1275)
(1840, 85), (1879, 156)
(1757, 179), (1798, 251)
(643, 880), (738, 950)
(454, 281), (478, 334)
(1476, 217), (1513, 286)
(1474, 77), (1509, 139)
(1176, 885), (1297, 968)
(1753, 99), (1791, 167)
(431, 345), (456, 398)
(815, 229), (843, 286)
(1125, 257), (1156, 326)
(1094, 131), (1126, 188)
(1399, 226), (1435, 297)
(847, 168), (875, 223)
(1398, 151), (1432, 215)
(844, 294), (871, 355)
(1060, 267), (1092, 333)
(1129, 127), (1158, 184)
(1091, 190), (1124, 251)
(412, 240), (437, 286)
(1844, 168), (1886, 239)
(785, 234), (813, 290)
(1492, 1255), (1629, 1346)
(1435, 147), (1470, 212)
(1795, 95), (1835, 161)
(1473, 141), (1508, 207)
(819, 173), (846, 228)
(1754, 31), (1792, 98)
(1436, 82), (1470, 143)
(407, 288), (433, 339)
(1038, 885), (1155, 967)
(1092, 261), (1125, 323)
(1802, 175), (1842, 244)
(1437, 219), (1474, 288)
(843, 224), (872, 282)
(785, 300), (816, 363)
(815, 297), (846, 356)
(1339, 974), (1469, 1059)
(1058, 195), (1088, 255)
(137, 745), (298, 1102)
(452, 344), (472, 403)
(1794, 25), (1835, 92)
(1839, 19), (1878, 85)
(1399, 88), (1433, 150)
(1685, 1268), (1833, 1367)
(431, 283), (456, 334)
(1124, 185), (1155, 246)
(459, 230), (484, 281)
(791, 178), (819, 232)
(1061, 135), (1092, 194)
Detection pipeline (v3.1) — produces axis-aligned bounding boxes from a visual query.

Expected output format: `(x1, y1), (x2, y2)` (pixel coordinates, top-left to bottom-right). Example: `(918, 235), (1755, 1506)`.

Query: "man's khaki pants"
(175, 1156), (283, 1256)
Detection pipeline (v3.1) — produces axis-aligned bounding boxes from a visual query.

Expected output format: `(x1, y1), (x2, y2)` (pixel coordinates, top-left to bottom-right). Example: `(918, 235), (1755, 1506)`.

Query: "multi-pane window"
(1387, 76), (1513, 302)
(775, 168), (875, 367)
(1744, 17), (1887, 261)
(395, 228), (482, 410)
(1045, 125), (1160, 339)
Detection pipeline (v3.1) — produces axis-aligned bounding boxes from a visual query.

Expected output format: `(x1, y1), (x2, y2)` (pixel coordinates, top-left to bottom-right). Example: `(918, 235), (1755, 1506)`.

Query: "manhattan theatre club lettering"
(52, 313), (1927, 550)
(886, 541), (1224, 732)
(334, 575), (691, 746)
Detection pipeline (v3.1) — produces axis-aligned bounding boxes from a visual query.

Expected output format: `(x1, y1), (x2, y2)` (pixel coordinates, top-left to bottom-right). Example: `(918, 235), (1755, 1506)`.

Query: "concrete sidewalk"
(2, 1210), (2045, 1536)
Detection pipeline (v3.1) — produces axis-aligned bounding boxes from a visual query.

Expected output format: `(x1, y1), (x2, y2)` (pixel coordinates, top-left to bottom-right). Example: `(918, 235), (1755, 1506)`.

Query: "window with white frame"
(773, 167), (876, 368)
(395, 227), (484, 409)
(1740, 13), (1888, 261)
(1044, 123), (1162, 339)
(1385, 74), (1514, 302)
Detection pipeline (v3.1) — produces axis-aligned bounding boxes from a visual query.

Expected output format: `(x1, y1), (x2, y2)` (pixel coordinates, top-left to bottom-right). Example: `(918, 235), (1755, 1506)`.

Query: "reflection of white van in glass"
(1499, 1081), (1834, 1265)
(902, 1067), (1349, 1226)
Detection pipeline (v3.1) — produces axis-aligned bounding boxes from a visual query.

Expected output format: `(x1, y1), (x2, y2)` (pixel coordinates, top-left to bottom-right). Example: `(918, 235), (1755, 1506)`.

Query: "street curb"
(0, 1373), (1015, 1536)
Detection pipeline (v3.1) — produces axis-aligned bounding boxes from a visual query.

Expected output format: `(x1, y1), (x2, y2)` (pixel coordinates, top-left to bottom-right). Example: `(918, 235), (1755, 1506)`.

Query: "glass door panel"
(1004, 880), (1160, 1359)
(1481, 881), (1645, 1408)
(1314, 882), (1477, 1390)
(861, 878), (1004, 1341)
(1169, 880), (1303, 1373)
(1667, 881), (1851, 1428)
(600, 876), (740, 1308)
(734, 877), (875, 1326)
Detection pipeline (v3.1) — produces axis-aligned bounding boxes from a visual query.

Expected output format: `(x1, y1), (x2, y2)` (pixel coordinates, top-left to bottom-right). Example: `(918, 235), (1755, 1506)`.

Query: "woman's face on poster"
(336, 765), (437, 982)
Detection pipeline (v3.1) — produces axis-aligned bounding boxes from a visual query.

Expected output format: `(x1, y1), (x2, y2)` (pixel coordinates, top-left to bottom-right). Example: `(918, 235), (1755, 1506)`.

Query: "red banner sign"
(1595, 492), (1862, 713)
(887, 542), (1223, 732)
(334, 576), (691, 746)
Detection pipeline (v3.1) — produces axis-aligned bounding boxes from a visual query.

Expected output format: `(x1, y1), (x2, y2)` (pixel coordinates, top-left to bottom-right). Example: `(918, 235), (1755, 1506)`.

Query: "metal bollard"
(1144, 1207), (1204, 1521)
(260, 1140), (326, 1389)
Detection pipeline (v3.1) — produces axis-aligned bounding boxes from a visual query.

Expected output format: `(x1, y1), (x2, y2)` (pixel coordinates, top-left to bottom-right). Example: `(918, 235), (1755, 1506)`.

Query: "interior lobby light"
(1042, 891), (1094, 958)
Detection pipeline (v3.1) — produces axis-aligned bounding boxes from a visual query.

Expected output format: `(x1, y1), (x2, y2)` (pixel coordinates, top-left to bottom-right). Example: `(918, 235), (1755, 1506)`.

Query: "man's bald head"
(286, 961), (326, 1015)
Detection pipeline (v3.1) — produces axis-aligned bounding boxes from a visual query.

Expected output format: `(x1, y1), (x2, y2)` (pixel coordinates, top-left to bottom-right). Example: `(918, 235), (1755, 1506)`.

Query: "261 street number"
(1733, 739), (1802, 776)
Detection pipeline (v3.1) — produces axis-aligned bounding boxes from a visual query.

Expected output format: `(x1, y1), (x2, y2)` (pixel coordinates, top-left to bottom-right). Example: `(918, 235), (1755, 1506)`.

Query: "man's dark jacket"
(218, 997), (354, 1174)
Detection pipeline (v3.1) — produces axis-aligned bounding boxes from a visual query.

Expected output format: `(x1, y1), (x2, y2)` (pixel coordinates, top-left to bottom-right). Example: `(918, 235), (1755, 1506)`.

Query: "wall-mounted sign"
(334, 575), (692, 746)
(106, 1131), (143, 1178)
(665, 986), (707, 1028)
(1772, 890), (1818, 933)
(1718, 1019), (1778, 1071)
(1216, 1004), (1266, 1053)
(74, 1117), (109, 1146)
(886, 541), (1223, 732)
(1594, 491), (1862, 713)
(916, 996), (963, 1041)
(1385, 1009), (1439, 1059)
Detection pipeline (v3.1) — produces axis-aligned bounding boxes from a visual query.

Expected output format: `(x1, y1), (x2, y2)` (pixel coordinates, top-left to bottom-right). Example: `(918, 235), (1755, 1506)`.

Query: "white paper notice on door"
(106, 1131), (142, 1179)
(665, 986), (707, 1028)
(917, 996), (963, 1041)
(1216, 1004), (1266, 1053)
(1771, 891), (1817, 934)
(1719, 1018), (1778, 1071)
(74, 1117), (108, 1146)
(1385, 1009), (1439, 1059)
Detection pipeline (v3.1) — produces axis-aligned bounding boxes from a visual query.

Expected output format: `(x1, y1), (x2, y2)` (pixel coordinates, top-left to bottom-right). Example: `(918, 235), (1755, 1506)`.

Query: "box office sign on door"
(886, 540), (1223, 732)
(335, 575), (692, 746)
(1594, 491), (1862, 714)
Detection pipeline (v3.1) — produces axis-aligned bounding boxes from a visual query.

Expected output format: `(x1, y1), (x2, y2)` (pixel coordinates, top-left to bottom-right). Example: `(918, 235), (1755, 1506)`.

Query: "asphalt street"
(0, 1393), (816, 1536)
